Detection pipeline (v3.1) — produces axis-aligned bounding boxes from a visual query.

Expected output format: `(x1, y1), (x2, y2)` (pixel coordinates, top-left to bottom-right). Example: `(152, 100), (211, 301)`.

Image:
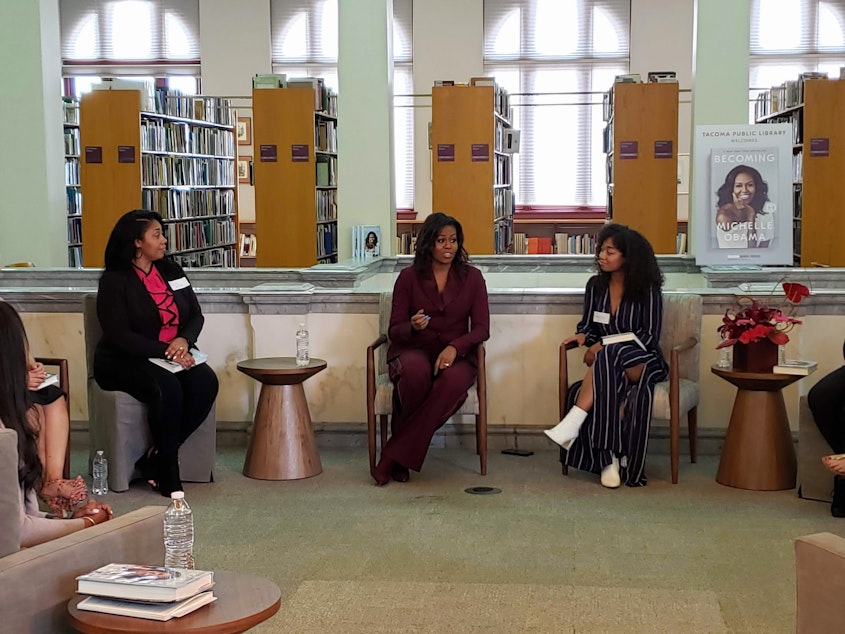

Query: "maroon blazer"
(387, 264), (490, 366)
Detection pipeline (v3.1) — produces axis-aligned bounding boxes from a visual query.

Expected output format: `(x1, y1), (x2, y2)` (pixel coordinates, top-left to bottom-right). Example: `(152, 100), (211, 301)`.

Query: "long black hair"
(594, 223), (663, 301)
(413, 212), (469, 275)
(715, 165), (770, 214)
(0, 302), (41, 493)
(103, 209), (165, 272)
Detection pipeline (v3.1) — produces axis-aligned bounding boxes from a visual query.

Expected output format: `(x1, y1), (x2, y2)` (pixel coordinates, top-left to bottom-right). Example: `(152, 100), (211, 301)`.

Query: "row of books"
(64, 127), (80, 156)
(494, 219), (513, 254)
(171, 245), (237, 268)
(65, 159), (80, 187)
(396, 232), (417, 255)
(62, 97), (79, 125)
(153, 89), (235, 126)
(140, 119), (235, 157)
(317, 222), (338, 260)
(511, 231), (689, 255)
(75, 563), (216, 622)
(67, 217), (82, 244)
(316, 119), (338, 153)
(68, 245), (82, 267)
(164, 218), (236, 254)
(141, 155), (235, 188)
(66, 186), (82, 215)
(254, 74), (339, 117)
(239, 233), (257, 257)
(316, 155), (338, 187)
(142, 188), (236, 221)
(316, 189), (337, 222)
(793, 151), (804, 183)
(754, 72), (827, 121)
(494, 188), (515, 222)
(433, 78), (513, 123)
(494, 154), (512, 186)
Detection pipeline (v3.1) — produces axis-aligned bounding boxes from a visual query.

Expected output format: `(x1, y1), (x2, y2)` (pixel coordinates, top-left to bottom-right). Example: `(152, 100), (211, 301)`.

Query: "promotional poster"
(693, 124), (793, 265)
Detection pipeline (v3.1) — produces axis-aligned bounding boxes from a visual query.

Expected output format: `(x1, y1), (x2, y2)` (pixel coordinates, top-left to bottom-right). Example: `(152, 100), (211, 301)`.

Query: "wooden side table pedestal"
(711, 366), (802, 491)
(237, 357), (327, 480)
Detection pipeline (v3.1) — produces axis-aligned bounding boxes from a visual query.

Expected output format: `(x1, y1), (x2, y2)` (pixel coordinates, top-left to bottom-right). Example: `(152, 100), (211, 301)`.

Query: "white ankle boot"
(601, 455), (621, 488)
(544, 406), (588, 450)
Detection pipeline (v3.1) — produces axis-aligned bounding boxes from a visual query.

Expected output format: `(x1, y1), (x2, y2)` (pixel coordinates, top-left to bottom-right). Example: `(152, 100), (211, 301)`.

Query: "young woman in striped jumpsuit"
(544, 224), (667, 487)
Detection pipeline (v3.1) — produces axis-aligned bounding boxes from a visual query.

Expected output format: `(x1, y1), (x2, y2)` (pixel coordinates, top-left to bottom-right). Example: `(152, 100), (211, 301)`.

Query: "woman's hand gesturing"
(411, 309), (431, 331)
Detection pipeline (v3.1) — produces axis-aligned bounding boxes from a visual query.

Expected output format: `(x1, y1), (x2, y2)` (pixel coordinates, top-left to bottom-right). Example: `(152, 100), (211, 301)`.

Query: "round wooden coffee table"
(67, 570), (281, 633)
(237, 357), (327, 480)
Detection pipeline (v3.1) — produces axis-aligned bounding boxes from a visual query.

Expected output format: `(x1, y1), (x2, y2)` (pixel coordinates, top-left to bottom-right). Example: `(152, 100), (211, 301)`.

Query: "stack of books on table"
(75, 564), (216, 621)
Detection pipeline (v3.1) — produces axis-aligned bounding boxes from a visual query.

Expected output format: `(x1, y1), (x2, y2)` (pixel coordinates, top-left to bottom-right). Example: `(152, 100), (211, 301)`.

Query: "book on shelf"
(77, 591), (217, 621)
(76, 564), (214, 603)
(148, 349), (208, 374)
(602, 332), (647, 351)
(614, 73), (642, 83)
(647, 71), (677, 83)
(353, 225), (381, 258)
(253, 73), (287, 89)
(772, 360), (817, 376)
(36, 373), (59, 390)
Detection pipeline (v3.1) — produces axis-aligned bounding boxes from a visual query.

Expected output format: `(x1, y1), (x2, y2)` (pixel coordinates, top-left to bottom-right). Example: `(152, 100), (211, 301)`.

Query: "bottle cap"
(170, 491), (185, 499)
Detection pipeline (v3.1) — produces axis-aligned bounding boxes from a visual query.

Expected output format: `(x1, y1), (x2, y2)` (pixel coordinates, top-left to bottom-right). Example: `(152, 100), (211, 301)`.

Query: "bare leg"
(575, 366), (595, 412)
(32, 400), (87, 515)
(624, 363), (645, 386)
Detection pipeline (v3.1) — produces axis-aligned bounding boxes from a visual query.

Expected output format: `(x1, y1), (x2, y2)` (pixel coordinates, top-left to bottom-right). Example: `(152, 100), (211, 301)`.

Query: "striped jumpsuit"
(562, 276), (667, 486)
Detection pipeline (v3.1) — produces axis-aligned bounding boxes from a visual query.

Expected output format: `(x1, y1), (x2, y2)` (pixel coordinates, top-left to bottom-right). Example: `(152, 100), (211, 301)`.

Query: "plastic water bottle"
(718, 346), (732, 369)
(778, 344), (787, 365)
(92, 450), (108, 495)
(164, 491), (195, 570)
(296, 322), (310, 367)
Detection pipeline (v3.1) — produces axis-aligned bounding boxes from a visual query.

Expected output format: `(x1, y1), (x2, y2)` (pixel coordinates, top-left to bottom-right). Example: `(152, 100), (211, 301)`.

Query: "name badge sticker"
(169, 277), (190, 290)
(593, 311), (611, 324)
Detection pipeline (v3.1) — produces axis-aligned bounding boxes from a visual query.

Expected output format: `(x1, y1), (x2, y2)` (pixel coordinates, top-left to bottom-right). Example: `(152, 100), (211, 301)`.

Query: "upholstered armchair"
(365, 292), (488, 475)
(559, 293), (702, 484)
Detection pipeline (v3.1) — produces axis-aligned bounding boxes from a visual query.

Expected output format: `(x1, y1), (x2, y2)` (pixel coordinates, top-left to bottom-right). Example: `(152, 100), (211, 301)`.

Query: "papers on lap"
(772, 360), (817, 376)
(36, 373), (59, 390)
(76, 564), (214, 602)
(148, 348), (208, 373)
(77, 591), (216, 621)
(601, 332), (647, 351)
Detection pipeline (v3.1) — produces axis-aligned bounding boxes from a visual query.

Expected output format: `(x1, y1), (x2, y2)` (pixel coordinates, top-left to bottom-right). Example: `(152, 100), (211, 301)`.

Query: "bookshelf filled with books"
(431, 79), (515, 255)
(602, 81), (679, 254)
(754, 74), (845, 266)
(79, 87), (238, 268)
(63, 98), (82, 267)
(252, 78), (338, 267)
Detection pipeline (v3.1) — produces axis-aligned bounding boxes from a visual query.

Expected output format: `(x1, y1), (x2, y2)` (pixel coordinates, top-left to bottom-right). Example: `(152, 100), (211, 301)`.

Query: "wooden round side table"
(237, 357), (327, 480)
(710, 365), (802, 490)
(67, 570), (281, 633)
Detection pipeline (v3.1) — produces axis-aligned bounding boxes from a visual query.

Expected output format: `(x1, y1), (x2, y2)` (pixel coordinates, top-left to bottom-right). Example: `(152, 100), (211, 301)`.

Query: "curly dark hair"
(715, 165), (770, 214)
(0, 302), (41, 493)
(413, 212), (469, 275)
(593, 223), (663, 301)
(103, 209), (166, 272)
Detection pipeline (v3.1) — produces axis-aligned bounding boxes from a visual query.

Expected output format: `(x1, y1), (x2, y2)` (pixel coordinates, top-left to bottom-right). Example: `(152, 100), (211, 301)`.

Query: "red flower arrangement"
(716, 282), (810, 348)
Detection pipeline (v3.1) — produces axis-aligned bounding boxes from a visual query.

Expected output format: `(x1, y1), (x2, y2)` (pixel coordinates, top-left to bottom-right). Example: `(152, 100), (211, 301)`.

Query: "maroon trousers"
(384, 349), (476, 471)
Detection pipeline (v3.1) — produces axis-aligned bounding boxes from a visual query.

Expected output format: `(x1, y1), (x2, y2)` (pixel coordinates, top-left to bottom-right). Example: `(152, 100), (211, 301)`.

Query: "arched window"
(484, 0), (630, 208)
(750, 0), (845, 105)
(271, 0), (414, 210)
(60, 0), (200, 95)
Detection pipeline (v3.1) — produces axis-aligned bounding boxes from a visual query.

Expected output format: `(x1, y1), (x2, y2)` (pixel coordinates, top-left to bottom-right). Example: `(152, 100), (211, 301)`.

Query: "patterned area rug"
(270, 580), (728, 633)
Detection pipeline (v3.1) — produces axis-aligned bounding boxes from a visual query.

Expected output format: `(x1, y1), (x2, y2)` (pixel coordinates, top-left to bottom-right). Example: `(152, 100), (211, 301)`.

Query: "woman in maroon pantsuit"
(371, 213), (490, 486)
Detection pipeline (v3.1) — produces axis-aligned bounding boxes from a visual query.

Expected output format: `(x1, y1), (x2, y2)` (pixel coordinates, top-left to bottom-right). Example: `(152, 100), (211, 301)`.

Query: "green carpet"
(74, 446), (843, 633)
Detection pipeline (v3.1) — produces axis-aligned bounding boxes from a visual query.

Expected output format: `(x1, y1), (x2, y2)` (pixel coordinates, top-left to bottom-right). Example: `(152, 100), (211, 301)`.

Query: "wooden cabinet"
(252, 83), (338, 267)
(604, 82), (679, 254)
(431, 83), (514, 255)
(80, 88), (238, 268)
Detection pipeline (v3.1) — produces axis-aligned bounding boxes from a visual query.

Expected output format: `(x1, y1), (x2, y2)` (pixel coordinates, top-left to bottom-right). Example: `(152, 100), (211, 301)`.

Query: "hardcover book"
(77, 591), (216, 621)
(76, 564), (214, 603)
(772, 360), (817, 376)
(148, 349), (208, 374)
(601, 332), (647, 351)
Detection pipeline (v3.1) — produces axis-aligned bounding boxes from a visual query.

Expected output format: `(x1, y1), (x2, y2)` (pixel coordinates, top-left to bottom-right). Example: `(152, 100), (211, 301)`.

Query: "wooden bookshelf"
(63, 97), (82, 267)
(80, 88), (238, 268)
(604, 82), (679, 254)
(431, 82), (514, 255)
(252, 82), (338, 267)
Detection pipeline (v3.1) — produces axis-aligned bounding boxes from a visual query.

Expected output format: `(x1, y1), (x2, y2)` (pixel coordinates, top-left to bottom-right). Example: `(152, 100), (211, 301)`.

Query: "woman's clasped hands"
(164, 337), (195, 369)
(69, 501), (114, 526)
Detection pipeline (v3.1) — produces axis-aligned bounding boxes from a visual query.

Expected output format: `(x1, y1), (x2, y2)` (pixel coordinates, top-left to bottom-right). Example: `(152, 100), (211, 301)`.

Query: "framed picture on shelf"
(237, 117), (252, 145)
(237, 156), (252, 184)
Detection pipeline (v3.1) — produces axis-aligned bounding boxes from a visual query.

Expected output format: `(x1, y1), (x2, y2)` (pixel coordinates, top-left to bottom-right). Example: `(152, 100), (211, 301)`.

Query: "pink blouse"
(134, 265), (180, 343)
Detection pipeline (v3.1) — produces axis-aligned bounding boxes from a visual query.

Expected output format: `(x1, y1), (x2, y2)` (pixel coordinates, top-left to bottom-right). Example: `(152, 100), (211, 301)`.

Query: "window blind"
(484, 0), (630, 207)
(60, 0), (200, 75)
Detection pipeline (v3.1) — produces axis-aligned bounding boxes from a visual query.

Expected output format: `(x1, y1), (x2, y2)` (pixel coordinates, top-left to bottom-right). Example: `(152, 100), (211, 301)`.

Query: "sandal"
(40, 476), (89, 518)
(822, 454), (845, 476)
(134, 450), (159, 491)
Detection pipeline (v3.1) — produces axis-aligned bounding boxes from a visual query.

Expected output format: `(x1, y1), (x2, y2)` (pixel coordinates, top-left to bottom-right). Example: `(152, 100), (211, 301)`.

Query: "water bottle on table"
(164, 491), (195, 570)
(296, 322), (310, 367)
(92, 450), (108, 495)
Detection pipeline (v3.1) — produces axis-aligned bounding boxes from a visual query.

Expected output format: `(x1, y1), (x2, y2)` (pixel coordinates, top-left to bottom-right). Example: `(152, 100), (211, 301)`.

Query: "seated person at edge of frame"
(94, 209), (219, 497)
(370, 212), (490, 486)
(810, 340), (845, 517)
(544, 223), (667, 488)
(0, 302), (114, 548)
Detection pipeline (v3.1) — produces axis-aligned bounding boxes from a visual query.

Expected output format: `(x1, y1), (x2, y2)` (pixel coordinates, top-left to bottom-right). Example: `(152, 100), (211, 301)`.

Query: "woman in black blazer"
(94, 209), (218, 496)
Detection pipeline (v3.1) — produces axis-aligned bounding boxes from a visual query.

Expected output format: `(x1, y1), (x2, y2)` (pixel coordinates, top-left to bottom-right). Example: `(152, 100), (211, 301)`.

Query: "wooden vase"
(732, 338), (779, 373)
